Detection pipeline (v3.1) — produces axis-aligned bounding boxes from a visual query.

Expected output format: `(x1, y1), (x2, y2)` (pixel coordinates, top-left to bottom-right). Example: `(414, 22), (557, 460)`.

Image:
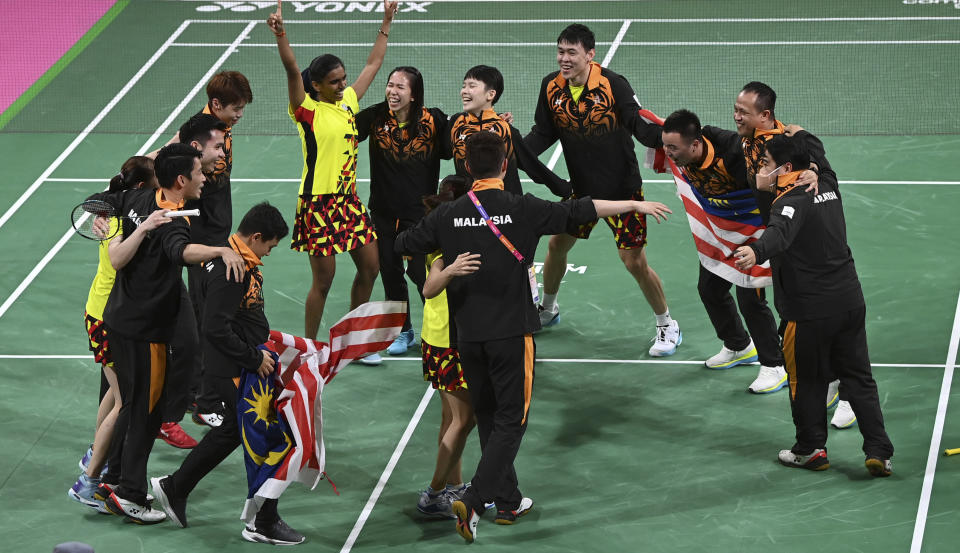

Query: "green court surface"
(0, 1), (958, 552)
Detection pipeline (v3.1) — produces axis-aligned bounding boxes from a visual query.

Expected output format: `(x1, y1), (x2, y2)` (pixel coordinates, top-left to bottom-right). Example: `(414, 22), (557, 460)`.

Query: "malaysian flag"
(238, 301), (406, 525)
(639, 109), (772, 288)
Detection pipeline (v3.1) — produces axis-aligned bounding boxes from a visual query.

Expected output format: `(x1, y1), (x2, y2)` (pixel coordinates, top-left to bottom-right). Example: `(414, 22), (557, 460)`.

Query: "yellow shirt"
(569, 84), (585, 103)
(420, 252), (451, 348)
(84, 219), (120, 320)
(288, 87), (361, 196)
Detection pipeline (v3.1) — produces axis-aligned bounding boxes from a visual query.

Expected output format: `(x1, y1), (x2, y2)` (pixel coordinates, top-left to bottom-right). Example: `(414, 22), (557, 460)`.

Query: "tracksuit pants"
(371, 212), (425, 333)
(782, 306), (894, 459)
(698, 264), (783, 367)
(458, 334), (535, 512)
(104, 334), (168, 505)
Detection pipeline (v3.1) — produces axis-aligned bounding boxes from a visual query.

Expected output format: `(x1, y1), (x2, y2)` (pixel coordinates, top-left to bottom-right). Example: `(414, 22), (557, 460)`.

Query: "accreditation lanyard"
(466, 190), (539, 303)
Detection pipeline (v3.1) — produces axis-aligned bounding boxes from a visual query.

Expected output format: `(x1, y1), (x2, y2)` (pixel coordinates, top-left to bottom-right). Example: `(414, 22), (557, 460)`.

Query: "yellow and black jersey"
(88, 187), (191, 342)
(443, 109), (570, 198)
(186, 103), (234, 246)
(289, 87), (361, 197)
(525, 62), (661, 200)
(199, 233), (269, 378)
(681, 126), (749, 197)
(355, 104), (447, 220)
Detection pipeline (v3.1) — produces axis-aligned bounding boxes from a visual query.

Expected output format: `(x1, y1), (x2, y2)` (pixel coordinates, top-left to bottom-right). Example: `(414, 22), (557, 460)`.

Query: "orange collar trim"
(773, 171), (803, 203)
(471, 178), (505, 191)
(229, 234), (262, 269)
(155, 188), (184, 210)
(698, 137), (716, 170)
(753, 119), (785, 139)
(552, 61), (603, 91)
(466, 108), (499, 123)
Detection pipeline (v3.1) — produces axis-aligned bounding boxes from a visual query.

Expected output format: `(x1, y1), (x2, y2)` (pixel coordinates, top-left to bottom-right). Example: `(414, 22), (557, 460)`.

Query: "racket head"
(71, 200), (120, 241)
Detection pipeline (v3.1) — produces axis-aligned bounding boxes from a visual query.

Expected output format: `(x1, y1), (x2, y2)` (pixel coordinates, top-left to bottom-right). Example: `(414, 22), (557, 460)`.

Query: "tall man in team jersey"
(524, 24), (680, 357)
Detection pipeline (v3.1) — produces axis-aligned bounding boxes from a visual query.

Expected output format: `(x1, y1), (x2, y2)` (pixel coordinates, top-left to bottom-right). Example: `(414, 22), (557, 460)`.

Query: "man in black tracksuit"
(396, 131), (671, 542)
(89, 143), (244, 522)
(733, 135), (894, 477)
(152, 202), (305, 545)
(661, 110), (785, 393)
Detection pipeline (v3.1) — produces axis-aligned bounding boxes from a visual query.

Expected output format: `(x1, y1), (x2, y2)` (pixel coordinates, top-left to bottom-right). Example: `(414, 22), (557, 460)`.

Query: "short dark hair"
(154, 143), (201, 189)
(423, 175), (471, 215)
(662, 109), (703, 143)
(206, 71), (252, 106)
(109, 156), (155, 193)
(463, 65), (504, 106)
(464, 131), (507, 179)
(179, 113), (227, 147)
(741, 81), (777, 119)
(237, 202), (289, 241)
(765, 135), (809, 170)
(557, 24), (595, 51)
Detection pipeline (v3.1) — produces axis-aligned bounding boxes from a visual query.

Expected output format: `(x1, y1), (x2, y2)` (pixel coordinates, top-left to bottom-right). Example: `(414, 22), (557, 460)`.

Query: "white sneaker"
(103, 492), (167, 524)
(537, 304), (560, 328)
(356, 352), (383, 366)
(748, 365), (787, 394)
(831, 400), (857, 429)
(704, 341), (758, 369)
(648, 320), (682, 357)
(826, 379), (840, 409)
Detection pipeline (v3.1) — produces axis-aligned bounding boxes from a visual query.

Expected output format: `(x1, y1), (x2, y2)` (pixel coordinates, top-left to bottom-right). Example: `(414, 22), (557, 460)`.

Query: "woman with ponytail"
(69, 156), (158, 513)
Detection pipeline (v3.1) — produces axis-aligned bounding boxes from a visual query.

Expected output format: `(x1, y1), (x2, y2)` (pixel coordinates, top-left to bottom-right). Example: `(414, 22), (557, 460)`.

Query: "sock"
(655, 310), (673, 327)
(542, 293), (558, 311)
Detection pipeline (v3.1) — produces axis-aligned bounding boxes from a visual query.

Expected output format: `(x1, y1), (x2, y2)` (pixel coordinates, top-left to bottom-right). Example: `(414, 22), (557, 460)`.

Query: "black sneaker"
(865, 457), (892, 477)
(242, 518), (306, 545)
(152, 476), (188, 527)
(494, 497), (533, 525)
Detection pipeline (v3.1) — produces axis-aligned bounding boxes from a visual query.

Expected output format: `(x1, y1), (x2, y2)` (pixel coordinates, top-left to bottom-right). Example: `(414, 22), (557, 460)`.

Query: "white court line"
(44, 178), (960, 186)
(193, 17), (960, 24)
(174, 39), (960, 47)
(339, 385), (436, 553)
(546, 20), (631, 171)
(0, 22), (258, 322)
(0, 21), (192, 234)
(0, 355), (951, 368)
(910, 290), (960, 553)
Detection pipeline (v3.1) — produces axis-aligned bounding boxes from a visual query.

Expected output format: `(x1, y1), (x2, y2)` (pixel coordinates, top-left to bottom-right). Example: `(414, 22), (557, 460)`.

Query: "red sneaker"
(157, 422), (198, 449)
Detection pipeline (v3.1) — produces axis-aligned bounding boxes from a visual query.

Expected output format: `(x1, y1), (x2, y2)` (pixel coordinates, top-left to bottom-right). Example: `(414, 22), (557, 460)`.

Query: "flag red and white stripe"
(241, 301), (405, 523)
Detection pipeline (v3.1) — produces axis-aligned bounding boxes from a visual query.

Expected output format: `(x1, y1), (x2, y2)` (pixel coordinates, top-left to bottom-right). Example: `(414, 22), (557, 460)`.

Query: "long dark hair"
(373, 66), (425, 137)
(108, 156), (155, 193)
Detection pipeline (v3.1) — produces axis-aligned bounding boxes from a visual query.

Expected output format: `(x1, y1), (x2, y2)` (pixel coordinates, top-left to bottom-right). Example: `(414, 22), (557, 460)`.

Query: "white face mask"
(756, 163), (786, 191)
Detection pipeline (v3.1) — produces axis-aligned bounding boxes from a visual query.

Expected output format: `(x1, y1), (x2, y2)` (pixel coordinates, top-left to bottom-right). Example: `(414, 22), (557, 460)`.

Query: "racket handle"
(945, 448), (960, 456)
(165, 209), (199, 218)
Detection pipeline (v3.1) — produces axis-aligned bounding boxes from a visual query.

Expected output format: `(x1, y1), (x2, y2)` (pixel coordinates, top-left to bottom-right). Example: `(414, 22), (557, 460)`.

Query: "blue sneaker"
(68, 473), (109, 514)
(356, 352), (383, 366)
(79, 444), (93, 472)
(387, 329), (415, 356)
